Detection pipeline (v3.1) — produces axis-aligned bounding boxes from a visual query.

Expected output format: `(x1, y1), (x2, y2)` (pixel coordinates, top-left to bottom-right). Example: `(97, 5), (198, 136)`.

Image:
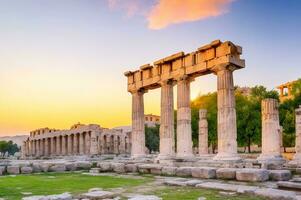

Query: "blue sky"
(0, 0), (300, 135)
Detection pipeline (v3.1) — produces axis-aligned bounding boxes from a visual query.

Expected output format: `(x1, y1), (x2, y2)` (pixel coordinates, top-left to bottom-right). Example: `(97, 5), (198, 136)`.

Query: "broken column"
(293, 105), (301, 162)
(212, 65), (240, 161)
(199, 109), (208, 155)
(159, 80), (175, 159)
(176, 76), (193, 158)
(131, 90), (146, 158)
(258, 99), (284, 164)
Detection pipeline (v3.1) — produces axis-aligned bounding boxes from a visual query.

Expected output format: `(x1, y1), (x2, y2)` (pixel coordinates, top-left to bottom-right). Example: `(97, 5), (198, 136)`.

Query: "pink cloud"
(148, 0), (234, 29)
(106, 0), (235, 29)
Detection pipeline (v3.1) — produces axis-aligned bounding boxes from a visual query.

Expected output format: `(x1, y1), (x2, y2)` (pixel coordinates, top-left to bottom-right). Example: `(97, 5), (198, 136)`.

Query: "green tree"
(0, 141), (19, 156)
(145, 125), (159, 153)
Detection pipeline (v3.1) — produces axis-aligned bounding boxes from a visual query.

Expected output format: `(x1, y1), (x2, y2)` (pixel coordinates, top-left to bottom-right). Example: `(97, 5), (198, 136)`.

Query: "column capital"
(176, 75), (194, 83)
(130, 88), (147, 95)
(211, 64), (237, 75)
(158, 79), (176, 86)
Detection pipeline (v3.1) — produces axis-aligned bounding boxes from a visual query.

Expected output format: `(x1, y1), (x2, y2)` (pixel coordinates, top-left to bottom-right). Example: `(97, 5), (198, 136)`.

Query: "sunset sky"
(0, 0), (300, 136)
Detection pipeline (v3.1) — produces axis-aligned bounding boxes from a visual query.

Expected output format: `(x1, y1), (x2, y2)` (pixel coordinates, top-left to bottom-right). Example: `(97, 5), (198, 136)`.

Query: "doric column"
(258, 99), (284, 163)
(131, 90), (146, 158)
(212, 65), (240, 161)
(51, 137), (56, 156)
(73, 134), (79, 155)
(21, 141), (26, 159)
(119, 136), (126, 154)
(31, 140), (35, 156)
(79, 133), (84, 155)
(56, 137), (61, 156)
(36, 140), (40, 157)
(293, 106), (301, 161)
(113, 135), (119, 154)
(199, 109), (208, 155)
(62, 136), (66, 155)
(176, 76), (193, 158)
(44, 138), (49, 157)
(159, 80), (175, 158)
(85, 132), (91, 155)
(90, 131), (98, 155)
(67, 135), (73, 155)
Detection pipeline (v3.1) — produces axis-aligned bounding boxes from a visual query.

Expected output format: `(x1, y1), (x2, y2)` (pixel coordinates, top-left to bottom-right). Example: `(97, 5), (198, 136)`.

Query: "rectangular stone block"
(191, 167), (216, 179)
(176, 167), (192, 177)
(236, 169), (269, 182)
(269, 170), (291, 181)
(111, 163), (125, 173)
(7, 166), (20, 175)
(0, 166), (6, 175)
(216, 168), (236, 180)
(161, 167), (177, 176)
(125, 164), (138, 173)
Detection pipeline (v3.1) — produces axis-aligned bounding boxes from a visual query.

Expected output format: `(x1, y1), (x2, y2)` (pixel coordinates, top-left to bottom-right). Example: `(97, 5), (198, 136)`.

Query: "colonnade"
(23, 132), (94, 157)
(99, 133), (131, 155)
(130, 65), (240, 160)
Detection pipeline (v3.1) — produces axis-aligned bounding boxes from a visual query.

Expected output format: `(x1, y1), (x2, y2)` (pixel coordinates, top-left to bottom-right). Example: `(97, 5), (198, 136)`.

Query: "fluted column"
(113, 136), (119, 154)
(67, 135), (73, 155)
(119, 136), (126, 154)
(212, 65), (240, 161)
(85, 132), (91, 155)
(61, 136), (66, 155)
(79, 133), (84, 155)
(73, 134), (79, 155)
(176, 77), (193, 158)
(90, 131), (98, 155)
(131, 90), (146, 158)
(44, 138), (49, 157)
(258, 99), (284, 162)
(51, 137), (56, 156)
(199, 109), (208, 155)
(31, 141), (35, 156)
(159, 80), (175, 158)
(293, 106), (301, 161)
(56, 137), (61, 156)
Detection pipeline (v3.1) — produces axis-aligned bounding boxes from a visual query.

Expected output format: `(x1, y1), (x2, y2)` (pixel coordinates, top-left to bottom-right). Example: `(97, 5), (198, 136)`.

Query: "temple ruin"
(124, 40), (245, 160)
(22, 123), (131, 158)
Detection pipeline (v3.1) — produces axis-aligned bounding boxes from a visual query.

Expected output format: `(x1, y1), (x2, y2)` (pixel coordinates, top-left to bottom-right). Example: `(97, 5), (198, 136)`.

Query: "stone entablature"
(124, 40), (244, 93)
(22, 123), (131, 158)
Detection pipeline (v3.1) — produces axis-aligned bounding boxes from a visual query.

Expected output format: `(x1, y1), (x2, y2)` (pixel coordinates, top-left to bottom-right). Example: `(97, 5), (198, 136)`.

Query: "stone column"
(56, 137), (61, 156)
(212, 65), (240, 161)
(114, 136), (119, 154)
(36, 140), (40, 157)
(131, 90), (146, 158)
(85, 132), (91, 155)
(199, 109), (208, 155)
(79, 133), (84, 155)
(159, 80), (175, 159)
(51, 137), (56, 156)
(44, 138), (49, 157)
(119, 136), (126, 154)
(21, 142), (26, 159)
(73, 134), (79, 155)
(176, 77), (193, 158)
(67, 135), (73, 155)
(90, 131), (98, 155)
(62, 136), (66, 155)
(293, 106), (301, 161)
(31, 141), (35, 156)
(258, 99), (284, 163)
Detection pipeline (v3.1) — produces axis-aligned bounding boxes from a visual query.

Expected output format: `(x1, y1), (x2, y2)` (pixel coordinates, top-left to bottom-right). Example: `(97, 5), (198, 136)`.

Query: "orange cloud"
(148, 0), (234, 29)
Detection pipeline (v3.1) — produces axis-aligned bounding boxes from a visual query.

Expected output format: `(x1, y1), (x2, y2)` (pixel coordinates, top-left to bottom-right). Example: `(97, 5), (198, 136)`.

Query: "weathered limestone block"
(97, 162), (112, 172)
(21, 166), (33, 174)
(254, 188), (296, 200)
(277, 181), (301, 190)
(150, 165), (163, 175)
(125, 164), (138, 173)
(185, 180), (203, 186)
(137, 164), (152, 174)
(191, 167), (216, 179)
(0, 166), (6, 175)
(196, 182), (258, 193)
(80, 189), (115, 200)
(236, 169), (269, 182)
(161, 167), (177, 176)
(65, 163), (77, 171)
(216, 168), (236, 180)
(7, 165), (20, 175)
(111, 163), (125, 173)
(49, 164), (66, 172)
(32, 163), (43, 173)
(269, 170), (291, 181)
(40, 163), (51, 172)
(76, 161), (92, 170)
(176, 167), (192, 177)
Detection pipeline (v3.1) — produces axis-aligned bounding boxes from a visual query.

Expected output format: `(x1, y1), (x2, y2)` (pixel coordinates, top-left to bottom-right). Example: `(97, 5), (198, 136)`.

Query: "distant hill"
(0, 135), (28, 147)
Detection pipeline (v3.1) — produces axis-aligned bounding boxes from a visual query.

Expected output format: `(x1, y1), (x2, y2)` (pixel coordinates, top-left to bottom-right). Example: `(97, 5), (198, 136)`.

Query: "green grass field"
(0, 173), (266, 200)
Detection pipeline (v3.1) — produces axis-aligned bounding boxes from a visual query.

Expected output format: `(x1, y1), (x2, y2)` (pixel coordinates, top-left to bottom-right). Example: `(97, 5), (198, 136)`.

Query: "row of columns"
(23, 132), (96, 157)
(131, 65), (239, 160)
(99, 135), (131, 155)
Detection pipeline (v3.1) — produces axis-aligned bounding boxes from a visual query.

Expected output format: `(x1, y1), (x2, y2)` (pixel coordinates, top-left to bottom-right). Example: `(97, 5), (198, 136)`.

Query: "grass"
(0, 173), (267, 200)
(0, 172), (151, 200)
(153, 187), (266, 200)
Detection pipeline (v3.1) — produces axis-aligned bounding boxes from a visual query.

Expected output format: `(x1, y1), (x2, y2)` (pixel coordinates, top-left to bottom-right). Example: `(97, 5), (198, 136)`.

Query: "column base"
(257, 154), (286, 169)
(213, 153), (241, 161)
(198, 154), (213, 160)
